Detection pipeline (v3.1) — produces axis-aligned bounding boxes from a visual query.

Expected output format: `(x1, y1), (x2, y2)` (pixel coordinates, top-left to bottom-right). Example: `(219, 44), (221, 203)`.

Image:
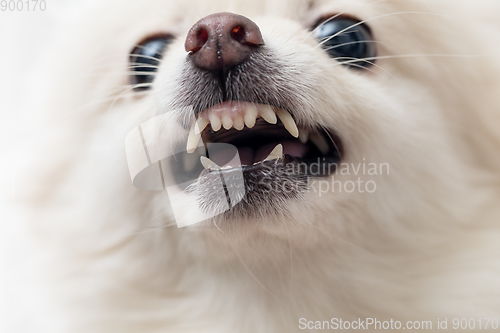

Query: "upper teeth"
(275, 108), (299, 138)
(186, 120), (203, 154)
(260, 105), (277, 124)
(187, 105), (299, 153)
(244, 105), (258, 128)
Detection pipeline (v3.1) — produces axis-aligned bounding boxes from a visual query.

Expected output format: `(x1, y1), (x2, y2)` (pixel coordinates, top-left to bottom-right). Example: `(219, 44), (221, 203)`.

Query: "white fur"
(4, 0), (500, 332)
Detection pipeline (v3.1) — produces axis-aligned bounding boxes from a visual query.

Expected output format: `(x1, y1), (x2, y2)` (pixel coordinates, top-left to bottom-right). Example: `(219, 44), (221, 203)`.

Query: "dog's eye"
(314, 17), (376, 69)
(130, 35), (173, 90)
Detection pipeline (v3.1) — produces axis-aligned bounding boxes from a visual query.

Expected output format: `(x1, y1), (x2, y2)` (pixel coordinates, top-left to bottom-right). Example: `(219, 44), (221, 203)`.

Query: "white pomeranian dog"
(4, 0), (500, 332)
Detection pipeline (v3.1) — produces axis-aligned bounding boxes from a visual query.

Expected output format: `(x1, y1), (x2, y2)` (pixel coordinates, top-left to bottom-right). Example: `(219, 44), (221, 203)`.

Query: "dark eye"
(130, 35), (173, 90)
(313, 17), (376, 69)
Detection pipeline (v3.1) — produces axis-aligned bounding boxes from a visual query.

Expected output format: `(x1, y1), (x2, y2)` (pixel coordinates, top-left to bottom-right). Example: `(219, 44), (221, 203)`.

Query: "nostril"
(231, 26), (246, 44)
(185, 28), (209, 54)
(198, 29), (209, 48)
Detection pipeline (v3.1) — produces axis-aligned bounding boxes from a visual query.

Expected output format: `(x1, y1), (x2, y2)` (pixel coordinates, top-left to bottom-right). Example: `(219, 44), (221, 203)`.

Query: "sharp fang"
(299, 128), (309, 144)
(209, 113), (222, 132)
(310, 133), (330, 155)
(183, 152), (199, 171)
(276, 108), (299, 138)
(260, 106), (277, 124)
(222, 114), (233, 130)
(264, 144), (284, 162)
(234, 116), (244, 130)
(186, 122), (202, 154)
(244, 105), (258, 128)
(200, 156), (221, 170)
(195, 117), (209, 134)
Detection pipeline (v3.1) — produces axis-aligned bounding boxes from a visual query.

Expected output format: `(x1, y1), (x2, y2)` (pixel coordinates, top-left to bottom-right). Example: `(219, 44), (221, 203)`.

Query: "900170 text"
(1, 0), (46, 11)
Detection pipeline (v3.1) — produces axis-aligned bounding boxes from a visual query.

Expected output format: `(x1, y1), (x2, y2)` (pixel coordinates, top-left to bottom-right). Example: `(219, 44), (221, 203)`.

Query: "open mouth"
(182, 101), (342, 177)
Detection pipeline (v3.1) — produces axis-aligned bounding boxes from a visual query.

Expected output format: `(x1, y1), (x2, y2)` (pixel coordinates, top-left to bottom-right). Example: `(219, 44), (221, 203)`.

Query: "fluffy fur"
(7, 0), (500, 332)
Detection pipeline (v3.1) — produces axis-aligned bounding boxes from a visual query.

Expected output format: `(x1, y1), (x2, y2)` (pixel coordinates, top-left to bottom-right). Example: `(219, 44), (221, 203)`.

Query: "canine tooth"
(310, 133), (330, 155)
(200, 156), (221, 170)
(195, 117), (210, 134)
(209, 113), (222, 132)
(183, 152), (199, 171)
(186, 122), (202, 154)
(299, 128), (309, 144)
(222, 114), (233, 130)
(260, 105), (277, 124)
(244, 105), (258, 128)
(264, 144), (283, 162)
(276, 108), (299, 138)
(234, 116), (244, 130)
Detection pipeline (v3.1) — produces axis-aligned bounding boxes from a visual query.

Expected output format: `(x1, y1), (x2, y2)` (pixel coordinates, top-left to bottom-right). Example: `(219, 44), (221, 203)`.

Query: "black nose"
(185, 12), (264, 71)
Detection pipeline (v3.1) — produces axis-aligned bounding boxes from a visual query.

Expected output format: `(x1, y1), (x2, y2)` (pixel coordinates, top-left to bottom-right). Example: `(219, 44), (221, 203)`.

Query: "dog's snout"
(185, 12), (264, 71)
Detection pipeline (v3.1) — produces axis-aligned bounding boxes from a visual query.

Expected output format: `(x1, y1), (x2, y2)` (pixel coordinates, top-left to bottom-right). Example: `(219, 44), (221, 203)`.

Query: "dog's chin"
(176, 163), (314, 233)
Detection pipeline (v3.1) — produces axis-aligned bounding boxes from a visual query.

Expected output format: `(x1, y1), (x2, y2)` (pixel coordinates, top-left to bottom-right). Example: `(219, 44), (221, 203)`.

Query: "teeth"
(233, 116), (244, 130)
(263, 144), (284, 162)
(310, 133), (330, 155)
(197, 105), (299, 146)
(186, 122), (202, 154)
(200, 156), (221, 170)
(209, 113), (222, 132)
(276, 108), (299, 138)
(299, 128), (309, 144)
(195, 117), (209, 134)
(244, 105), (258, 128)
(260, 106), (277, 124)
(222, 114), (233, 130)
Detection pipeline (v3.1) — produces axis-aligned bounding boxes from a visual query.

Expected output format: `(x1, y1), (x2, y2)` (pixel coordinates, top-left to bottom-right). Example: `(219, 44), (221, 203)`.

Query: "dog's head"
(31, 0), (500, 259)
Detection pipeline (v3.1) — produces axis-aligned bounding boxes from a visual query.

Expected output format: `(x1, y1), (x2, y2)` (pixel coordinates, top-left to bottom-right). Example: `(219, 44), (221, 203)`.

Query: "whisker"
(337, 52), (497, 66)
(61, 85), (147, 114)
(129, 53), (164, 62)
(287, 229), (293, 303)
(129, 63), (160, 69)
(302, 0), (389, 46)
(323, 40), (385, 52)
(229, 239), (284, 303)
(126, 71), (159, 76)
(333, 56), (400, 81)
(315, 11), (449, 49)
(132, 222), (178, 235)
(309, 224), (409, 274)
(104, 83), (153, 114)
(311, 12), (347, 34)
(320, 124), (343, 160)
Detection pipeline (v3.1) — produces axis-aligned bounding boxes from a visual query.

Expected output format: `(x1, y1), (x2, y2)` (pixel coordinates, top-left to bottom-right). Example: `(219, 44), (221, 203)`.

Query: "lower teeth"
(199, 143), (283, 171)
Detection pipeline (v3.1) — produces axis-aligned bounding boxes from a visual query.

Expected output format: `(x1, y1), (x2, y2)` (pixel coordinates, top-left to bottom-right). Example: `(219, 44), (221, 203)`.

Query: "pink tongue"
(209, 141), (309, 167)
